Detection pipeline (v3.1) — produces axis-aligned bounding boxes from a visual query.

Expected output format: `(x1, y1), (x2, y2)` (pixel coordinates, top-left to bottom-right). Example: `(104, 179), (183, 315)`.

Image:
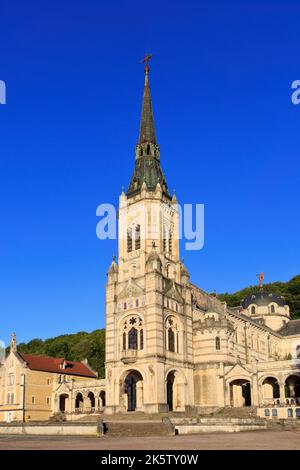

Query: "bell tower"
(104, 56), (194, 414)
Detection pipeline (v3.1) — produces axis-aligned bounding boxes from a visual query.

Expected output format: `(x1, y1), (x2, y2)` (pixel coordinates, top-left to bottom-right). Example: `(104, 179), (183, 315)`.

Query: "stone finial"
(108, 255), (118, 276)
(10, 332), (17, 353)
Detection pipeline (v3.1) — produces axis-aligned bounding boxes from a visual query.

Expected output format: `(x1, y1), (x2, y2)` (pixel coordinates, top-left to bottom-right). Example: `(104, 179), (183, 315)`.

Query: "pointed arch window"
(270, 304), (275, 313)
(165, 316), (180, 353)
(140, 329), (144, 350)
(169, 229), (173, 255)
(135, 225), (141, 250)
(168, 328), (175, 353)
(128, 327), (138, 350)
(163, 225), (167, 253)
(122, 316), (143, 353)
(251, 306), (256, 315)
(127, 227), (133, 252)
(215, 336), (221, 351)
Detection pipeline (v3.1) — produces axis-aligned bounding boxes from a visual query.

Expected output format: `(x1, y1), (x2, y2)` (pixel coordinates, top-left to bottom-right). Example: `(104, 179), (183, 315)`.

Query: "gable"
(118, 279), (145, 300)
(224, 363), (252, 381)
(164, 281), (183, 303)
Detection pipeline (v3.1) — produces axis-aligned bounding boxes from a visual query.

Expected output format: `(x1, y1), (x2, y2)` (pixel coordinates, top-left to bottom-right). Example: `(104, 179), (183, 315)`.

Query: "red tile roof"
(18, 353), (97, 378)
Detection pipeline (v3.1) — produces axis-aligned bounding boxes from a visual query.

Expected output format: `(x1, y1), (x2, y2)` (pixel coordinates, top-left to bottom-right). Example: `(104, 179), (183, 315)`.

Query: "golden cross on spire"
(141, 51), (153, 72)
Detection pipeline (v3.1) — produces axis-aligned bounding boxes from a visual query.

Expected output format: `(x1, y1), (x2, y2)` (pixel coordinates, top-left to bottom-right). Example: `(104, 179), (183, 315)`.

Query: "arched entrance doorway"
(99, 391), (106, 409)
(124, 371), (143, 412)
(229, 379), (251, 407)
(87, 392), (95, 413)
(285, 375), (300, 399)
(59, 394), (69, 413)
(262, 377), (279, 402)
(166, 371), (175, 411)
(75, 392), (84, 412)
(165, 369), (186, 412)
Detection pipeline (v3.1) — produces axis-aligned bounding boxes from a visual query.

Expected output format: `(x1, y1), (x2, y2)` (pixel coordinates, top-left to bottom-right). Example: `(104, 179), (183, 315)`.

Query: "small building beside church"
(0, 334), (104, 422)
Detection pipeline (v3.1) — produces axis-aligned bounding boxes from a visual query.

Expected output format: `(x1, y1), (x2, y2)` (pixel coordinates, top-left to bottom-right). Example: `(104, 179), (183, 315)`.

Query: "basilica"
(1, 61), (300, 422)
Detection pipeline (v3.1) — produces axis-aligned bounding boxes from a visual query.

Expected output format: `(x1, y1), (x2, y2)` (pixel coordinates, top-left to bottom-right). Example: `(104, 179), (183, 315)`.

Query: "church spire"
(139, 52), (156, 144)
(126, 55), (170, 199)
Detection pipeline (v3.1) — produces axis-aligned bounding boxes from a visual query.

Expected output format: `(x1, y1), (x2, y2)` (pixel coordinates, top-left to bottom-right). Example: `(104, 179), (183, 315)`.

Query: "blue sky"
(1, 0), (300, 345)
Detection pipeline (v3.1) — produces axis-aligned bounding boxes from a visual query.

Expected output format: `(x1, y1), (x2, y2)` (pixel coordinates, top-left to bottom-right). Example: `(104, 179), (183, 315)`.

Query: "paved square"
(0, 430), (300, 450)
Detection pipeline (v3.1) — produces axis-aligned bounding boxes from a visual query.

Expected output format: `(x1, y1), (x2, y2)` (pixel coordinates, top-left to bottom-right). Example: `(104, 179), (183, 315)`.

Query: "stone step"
(266, 419), (300, 430)
(175, 422), (267, 434)
(73, 414), (103, 422)
(214, 407), (258, 418)
(104, 421), (169, 437)
(171, 417), (265, 426)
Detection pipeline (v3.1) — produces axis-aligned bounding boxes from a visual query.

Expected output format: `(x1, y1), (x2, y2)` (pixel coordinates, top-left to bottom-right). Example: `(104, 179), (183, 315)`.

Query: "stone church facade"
(1, 62), (300, 422)
(103, 62), (300, 414)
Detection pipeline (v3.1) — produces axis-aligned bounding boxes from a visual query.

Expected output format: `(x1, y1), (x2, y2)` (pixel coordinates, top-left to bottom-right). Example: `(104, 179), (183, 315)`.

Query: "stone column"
(257, 383), (263, 405)
(251, 361), (259, 406)
(66, 396), (71, 414)
(225, 381), (231, 406)
(252, 375), (259, 406)
(218, 363), (226, 407)
(175, 382), (185, 412)
(54, 396), (58, 413)
(136, 381), (144, 411)
(83, 395), (90, 414)
(279, 382), (285, 404)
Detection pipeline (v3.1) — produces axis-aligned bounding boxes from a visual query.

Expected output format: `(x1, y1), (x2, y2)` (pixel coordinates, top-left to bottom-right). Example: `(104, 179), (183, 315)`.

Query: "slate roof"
(242, 291), (286, 308)
(277, 319), (300, 337)
(127, 156), (170, 197)
(139, 70), (156, 144)
(18, 353), (97, 378)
